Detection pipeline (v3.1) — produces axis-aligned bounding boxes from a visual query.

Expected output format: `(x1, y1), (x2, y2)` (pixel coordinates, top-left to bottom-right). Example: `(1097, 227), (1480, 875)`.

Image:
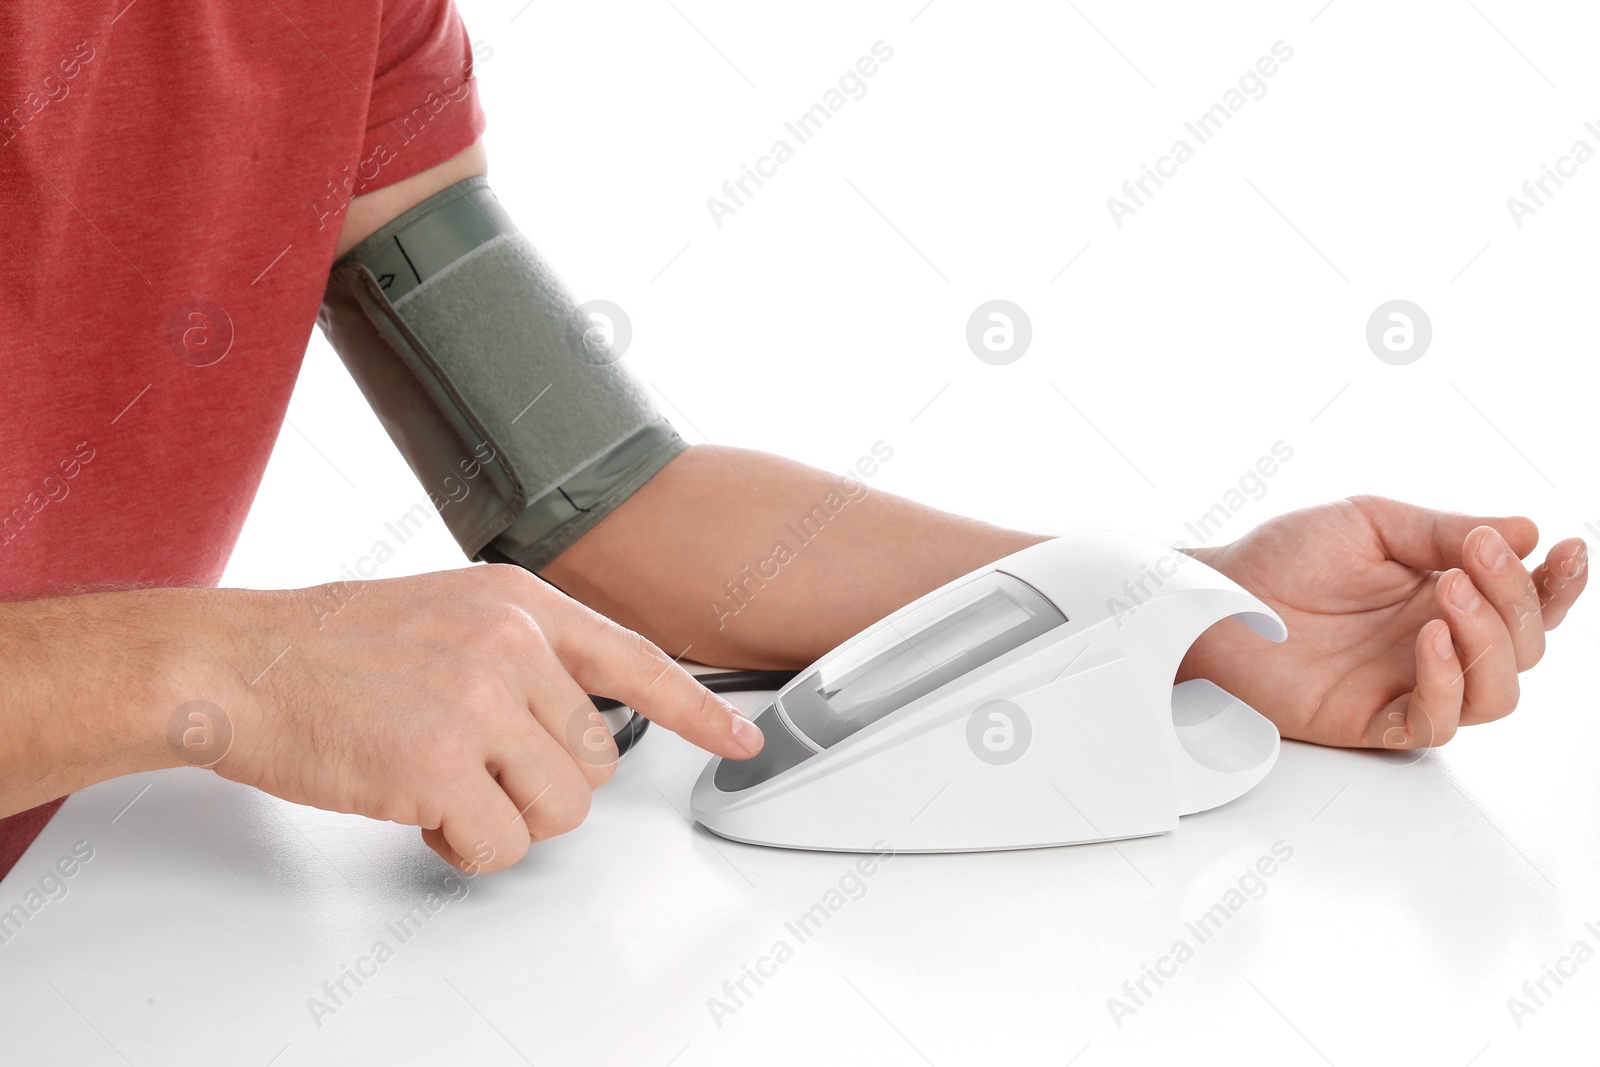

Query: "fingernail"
(1477, 529), (1509, 571)
(731, 712), (764, 755)
(1432, 623), (1453, 660)
(1562, 543), (1589, 580)
(1449, 572), (1481, 612)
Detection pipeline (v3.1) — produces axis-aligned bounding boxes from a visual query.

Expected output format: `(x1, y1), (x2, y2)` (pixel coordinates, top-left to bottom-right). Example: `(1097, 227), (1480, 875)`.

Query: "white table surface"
(2, 658), (1596, 1067)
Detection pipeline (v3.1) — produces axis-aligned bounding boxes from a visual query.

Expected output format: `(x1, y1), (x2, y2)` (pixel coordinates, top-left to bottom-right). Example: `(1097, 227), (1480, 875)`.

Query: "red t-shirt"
(0, 0), (485, 876)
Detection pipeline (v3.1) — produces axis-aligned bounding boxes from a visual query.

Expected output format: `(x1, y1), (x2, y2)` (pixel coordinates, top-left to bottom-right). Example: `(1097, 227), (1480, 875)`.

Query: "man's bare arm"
(542, 445), (1044, 669)
(332, 141), (1584, 762)
(0, 142), (762, 864)
(0, 592), (190, 813)
(0, 572), (762, 864)
(334, 140), (487, 258)
(545, 444), (1587, 752)
(0, 149), (494, 819)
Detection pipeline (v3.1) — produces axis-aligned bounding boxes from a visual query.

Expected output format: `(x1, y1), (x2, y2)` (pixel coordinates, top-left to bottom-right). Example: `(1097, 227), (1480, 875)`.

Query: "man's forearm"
(0, 590), (199, 817)
(541, 445), (1048, 669)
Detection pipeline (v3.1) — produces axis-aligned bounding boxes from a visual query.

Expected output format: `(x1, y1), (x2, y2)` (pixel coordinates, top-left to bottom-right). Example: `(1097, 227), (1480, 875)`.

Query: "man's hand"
(1178, 496), (1588, 750)
(197, 565), (763, 872)
(530, 443), (1594, 758)
(0, 566), (762, 872)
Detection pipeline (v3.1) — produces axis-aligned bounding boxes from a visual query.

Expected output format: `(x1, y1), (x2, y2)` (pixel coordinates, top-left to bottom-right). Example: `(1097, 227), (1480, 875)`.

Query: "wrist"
(157, 586), (286, 773)
(60, 590), (192, 777)
(1174, 543), (1234, 684)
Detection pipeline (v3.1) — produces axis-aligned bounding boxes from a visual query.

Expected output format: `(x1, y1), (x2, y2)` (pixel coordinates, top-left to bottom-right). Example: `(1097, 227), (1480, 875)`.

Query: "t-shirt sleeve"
(360, 0), (487, 192)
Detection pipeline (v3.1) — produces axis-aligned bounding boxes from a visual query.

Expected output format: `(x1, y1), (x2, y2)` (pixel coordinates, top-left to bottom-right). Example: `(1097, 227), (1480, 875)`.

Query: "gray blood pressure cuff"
(318, 177), (686, 570)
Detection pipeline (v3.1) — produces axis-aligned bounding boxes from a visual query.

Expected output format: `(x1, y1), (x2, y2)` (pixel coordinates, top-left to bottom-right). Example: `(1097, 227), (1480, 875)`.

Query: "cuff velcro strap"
(318, 177), (685, 569)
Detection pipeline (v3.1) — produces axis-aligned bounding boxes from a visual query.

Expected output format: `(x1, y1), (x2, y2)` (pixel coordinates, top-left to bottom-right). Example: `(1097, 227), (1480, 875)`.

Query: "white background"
(231, 0), (1600, 595)
(15, 2), (1600, 1066)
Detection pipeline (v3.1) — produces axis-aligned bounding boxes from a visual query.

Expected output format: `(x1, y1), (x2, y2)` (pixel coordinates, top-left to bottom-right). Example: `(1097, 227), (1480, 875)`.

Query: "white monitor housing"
(690, 531), (1287, 853)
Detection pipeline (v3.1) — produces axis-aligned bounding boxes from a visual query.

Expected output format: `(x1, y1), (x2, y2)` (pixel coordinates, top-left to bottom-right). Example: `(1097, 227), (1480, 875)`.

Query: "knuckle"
(455, 670), (510, 715)
(566, 705), (620, 782)
(1485, 684), (1522, 720)
(1427, 722), (1458, 747)
(577, 754), (616, 790)
(627, 628), (666, 681)
(481, 561), (538, 593)
(1404, 701), (1452, 748)
(1465, 691), (1519, 726)
(691, 684), (725, 732)
(429, 724), (479, 771)
(479, 602), (551, 653)
(472, 832), (527, 873)
(532, 782), (591, 840)
(474, 564), (558, 616)
(1411, 712), (1447, 748)
(519, 618), (557, 661)
(371, 798), (412, 827)
(486, 563), (566, 619)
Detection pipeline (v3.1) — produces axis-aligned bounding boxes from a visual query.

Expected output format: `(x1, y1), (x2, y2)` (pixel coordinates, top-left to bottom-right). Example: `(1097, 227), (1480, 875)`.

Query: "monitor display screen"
(782, 572), (1065, 749)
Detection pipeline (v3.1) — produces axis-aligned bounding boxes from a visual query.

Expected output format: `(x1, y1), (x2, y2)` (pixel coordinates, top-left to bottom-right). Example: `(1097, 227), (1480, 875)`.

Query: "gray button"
(713, 703), (816, 791)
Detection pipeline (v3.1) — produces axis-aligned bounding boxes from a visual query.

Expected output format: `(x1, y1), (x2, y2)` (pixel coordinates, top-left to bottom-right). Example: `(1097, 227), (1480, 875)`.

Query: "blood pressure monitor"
(690, 531), (1288, 853)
